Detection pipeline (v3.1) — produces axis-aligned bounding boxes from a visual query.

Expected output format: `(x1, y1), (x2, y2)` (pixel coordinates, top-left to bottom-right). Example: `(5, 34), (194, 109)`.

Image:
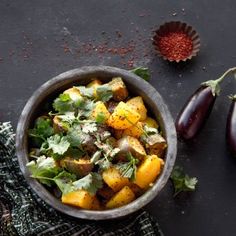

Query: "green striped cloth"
(0, 122), (163, 236)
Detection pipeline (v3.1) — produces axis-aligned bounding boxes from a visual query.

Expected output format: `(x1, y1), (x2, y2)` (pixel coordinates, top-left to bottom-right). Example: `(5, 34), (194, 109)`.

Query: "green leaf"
(77, 86), (94, 98)
(96, 112), (106, 124)
(47, 134), (70, 155)
(72, 173), (103, 195)
(53, 94), (74, 113)
(115, 152), (139, 181)
(53, 171), (77, 195)
(130, 67), (151, 81)
(66, 125), (83, 147)
(170, 166), (198, 197)
(82, 122), (98, 134)
(90, 151), (102, 163)
(28, 117), (54, 141)
(27, 156), (60, 186)
(96, 84), (113, 102)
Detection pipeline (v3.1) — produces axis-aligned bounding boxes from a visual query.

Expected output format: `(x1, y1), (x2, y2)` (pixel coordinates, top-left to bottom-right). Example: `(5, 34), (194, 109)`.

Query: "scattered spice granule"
(158, 31), (193, 61)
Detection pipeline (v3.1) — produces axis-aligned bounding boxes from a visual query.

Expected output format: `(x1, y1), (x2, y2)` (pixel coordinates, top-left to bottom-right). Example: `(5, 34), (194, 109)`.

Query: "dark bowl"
(16, 66), (177, 220)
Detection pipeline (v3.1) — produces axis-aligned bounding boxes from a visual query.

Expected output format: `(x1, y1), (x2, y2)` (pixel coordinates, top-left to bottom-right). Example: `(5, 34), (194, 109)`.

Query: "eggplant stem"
(202, 67), (236, 97)
(215, 67), (236, 84)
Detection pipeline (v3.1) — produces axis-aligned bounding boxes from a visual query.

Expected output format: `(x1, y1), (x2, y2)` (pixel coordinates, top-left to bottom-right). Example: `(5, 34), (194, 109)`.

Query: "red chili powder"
(158, 32), (193, 61)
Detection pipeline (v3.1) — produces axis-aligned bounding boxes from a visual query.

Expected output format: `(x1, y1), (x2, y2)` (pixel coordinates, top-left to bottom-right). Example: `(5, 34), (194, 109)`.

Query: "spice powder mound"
(158, 31), (193, 61)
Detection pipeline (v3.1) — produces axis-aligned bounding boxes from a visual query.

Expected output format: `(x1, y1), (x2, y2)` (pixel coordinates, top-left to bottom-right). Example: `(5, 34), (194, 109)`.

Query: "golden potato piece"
(53, 116), (68, 133)
(134, 155), (164, 189)
(91, 101), (110, 123)
(108, 102), (140, 130)
(143, 117), (159, 129)
(62, 190), (100, 210)
(63, 87), (82, 101)
(106, 186), (135, 209)
(126, 96), (147, 121)
(102, 167), (130, 192)
(87, 79), (102, 97)
(123, 122), (144, 138)
(108, 77), (128, 101)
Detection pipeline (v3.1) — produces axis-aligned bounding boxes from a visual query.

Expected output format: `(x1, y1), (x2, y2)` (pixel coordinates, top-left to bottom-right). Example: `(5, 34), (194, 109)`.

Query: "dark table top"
(1, 1), (236, 235)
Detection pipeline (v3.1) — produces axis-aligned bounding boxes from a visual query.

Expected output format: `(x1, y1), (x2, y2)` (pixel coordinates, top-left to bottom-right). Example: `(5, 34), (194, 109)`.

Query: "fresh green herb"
(96, 112), (106, 124)
(66, 125), (83, 147)
(82, 122), (98, 134)
(77, 99), (96, 118)
(90, 151), (102, 163)
(64, 148), (85, 159)
(77, 86), (94, 98)
(26, 156), (61, 186)
(28, 117), (54, 141)
(57, 112), (76, 125)
(115, 152), (139, 181)
(96, 84), (113, 102)
(53, 94), (74, 113)
(53, 171), (77, 195)
(130, 67), (151, 81)
(47, 134), (70, 155)
(73, 173), (103, 195)
(170, 166), (198, 197)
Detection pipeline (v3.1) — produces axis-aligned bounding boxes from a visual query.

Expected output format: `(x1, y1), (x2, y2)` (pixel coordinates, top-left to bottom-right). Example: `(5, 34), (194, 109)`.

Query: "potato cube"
(108, 102), (140, 129)
(143, 117), (159, 129)
(87, 79), (102, 97)
(106, 186), (135, 209)
(63, 87), (82, 101)
(102, 167), (129, 192)
(126, 96), (147, 121)
(62, 190), (100, 210)
(91, 101), (110, 123)
(123, 122), (144, 138)
(109, 77), (128, 101)
(134, 155), (164, 189)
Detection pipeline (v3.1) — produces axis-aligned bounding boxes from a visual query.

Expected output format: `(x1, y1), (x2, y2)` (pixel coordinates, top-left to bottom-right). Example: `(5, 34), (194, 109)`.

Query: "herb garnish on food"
(27, 76), (166, 210)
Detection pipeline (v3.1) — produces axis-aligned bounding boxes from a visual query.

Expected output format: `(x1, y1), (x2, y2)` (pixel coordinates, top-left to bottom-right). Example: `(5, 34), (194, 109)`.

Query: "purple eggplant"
(176, 67), (236, 140)
(226, 95), (236, 156)
(176, 85), (216, 140)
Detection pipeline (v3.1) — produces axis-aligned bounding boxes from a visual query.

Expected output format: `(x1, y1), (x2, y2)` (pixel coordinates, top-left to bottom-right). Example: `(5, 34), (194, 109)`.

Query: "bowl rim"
(16, 66), (177, 220)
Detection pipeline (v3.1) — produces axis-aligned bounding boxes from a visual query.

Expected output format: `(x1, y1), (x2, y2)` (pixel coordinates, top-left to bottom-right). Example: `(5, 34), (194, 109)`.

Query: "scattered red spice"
(158, 31), (193, 61)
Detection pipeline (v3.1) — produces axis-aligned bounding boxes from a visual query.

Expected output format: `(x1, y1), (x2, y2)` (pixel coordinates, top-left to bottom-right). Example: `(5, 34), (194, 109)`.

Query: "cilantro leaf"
(96, 112), (106, 124)
(27, 156), (60, 186)
(82, 122), (98, 134)
(66, 125), (83, 147)
(28, 117), (54, 142)
(47, 134), (70, 155)
(77, 86), (94, 98)
(96, 84), (113, 102)
(115, 152), (139, 181)
(53, 171), (77, 195)
(53, 94), (74, 113)
(130, 67), (151, 81)
(170, 166), (198, 197)
(73, 173), (103, 195)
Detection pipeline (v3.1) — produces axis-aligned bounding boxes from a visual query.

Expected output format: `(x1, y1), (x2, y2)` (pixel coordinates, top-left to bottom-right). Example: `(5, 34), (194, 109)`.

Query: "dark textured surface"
(1, 0), (236, 235)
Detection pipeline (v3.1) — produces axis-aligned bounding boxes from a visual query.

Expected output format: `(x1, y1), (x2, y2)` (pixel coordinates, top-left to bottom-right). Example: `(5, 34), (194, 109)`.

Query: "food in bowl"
(27, 76), (167, 210)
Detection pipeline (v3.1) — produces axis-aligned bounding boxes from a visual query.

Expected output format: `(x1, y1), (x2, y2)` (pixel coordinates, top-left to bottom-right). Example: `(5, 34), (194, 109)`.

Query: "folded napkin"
(0, 122), (163, 236)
